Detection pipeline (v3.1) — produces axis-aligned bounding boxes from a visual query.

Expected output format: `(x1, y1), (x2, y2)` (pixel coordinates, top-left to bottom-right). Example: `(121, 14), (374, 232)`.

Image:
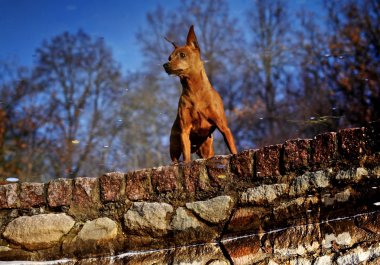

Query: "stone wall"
(0, 122), (379, 264)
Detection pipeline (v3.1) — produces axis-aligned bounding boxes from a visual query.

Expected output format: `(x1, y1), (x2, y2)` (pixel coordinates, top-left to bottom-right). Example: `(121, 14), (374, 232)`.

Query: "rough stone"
(3, 213), (75, 250)
(179, 159), (209, 194)
(273, 196), (320, 226)
(338, 127), (368, 162)
(77, 217), (118, 242)
(100, 172), (125, 202)
(255, 144), (282, 178)
(171, 207), (218, 244)
(64, 217), (120, 256)
(226, 207), (268, 234)
(240, 184), (288, 205)
(124, 202), (173, 237)
(336, 245), (380, 265)
(270, 224), (320, 257)
(72, 177), (99, 206)
(70, 177), (101, 219)
(356, 211), (380, 234)
(151, 165), (180, 193)
(366, 120), (380, 152)
(321, 219), (368, 251)
(322, 188), (351, 206)
(310, 132), (337, 169)
(48, 178), (72, 207)
(314, 255), (333, 265)
(173, 243), (229, 265)
(179, 162), (196, 194)
(185, 195), (234, 224)
(335, 167), (368, 183)
(289, 258), (312, 265)
(222, 235), (267, 265)
(0, 184), (18, 209)
(19, 182), (45, 208)
(206, 155), (231, 187)
(230, 149), (255, 181)
(171, 207), (203, 231)
(115, 248), (173, 264)
(323, 232), (352, 249)
(125, 169), (153, 200)
(283, 139), (311, 172)
(290, 171), (329, 196)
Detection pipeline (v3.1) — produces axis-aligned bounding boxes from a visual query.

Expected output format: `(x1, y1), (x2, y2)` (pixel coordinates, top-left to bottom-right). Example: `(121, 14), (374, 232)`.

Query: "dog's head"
(163, 25), (202, 78)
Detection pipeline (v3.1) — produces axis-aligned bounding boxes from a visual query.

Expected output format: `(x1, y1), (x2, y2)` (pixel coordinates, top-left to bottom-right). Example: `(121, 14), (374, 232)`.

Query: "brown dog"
(163, 25), (237, 162)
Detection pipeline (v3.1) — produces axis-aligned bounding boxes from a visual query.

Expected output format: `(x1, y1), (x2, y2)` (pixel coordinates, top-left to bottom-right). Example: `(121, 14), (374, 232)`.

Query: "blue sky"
(0, 0), (323, 72)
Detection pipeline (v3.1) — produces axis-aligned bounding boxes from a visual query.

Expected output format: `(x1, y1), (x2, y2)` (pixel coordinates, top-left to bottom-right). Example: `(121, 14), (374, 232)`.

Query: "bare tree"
(0, 61), (49, 182)
(114, 72), (174, 170)
(325, 0), (380, 125)
(242, 0), (296, 145)
(32, 30), (123, 178)
(287, 8), (341, 138)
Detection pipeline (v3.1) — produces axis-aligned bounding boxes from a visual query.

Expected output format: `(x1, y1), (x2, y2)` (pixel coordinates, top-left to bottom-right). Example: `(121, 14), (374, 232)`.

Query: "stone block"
(226, 207), (268, 234)
(63, 217), (122, 256)
(356, 211), (380, 234)
(3, 213), (75, 250)
(19, 182), (45, 208)
(151, 166), (180, 193)
(185, 195), (234, 224)
(289, 171), (329, 196)
(206, 155), (231, 187)
(273, 196), (320, 227)
(48, 178), (72, 207)
(222, 235), (266, 265)
(125, 169), (153, 200)
(338, 127), (368, 162)
(240, 184), (288, 205)
(255, 144), (282, 178)
(173, 243), (229, 264)
(0, 184), (18, 209)
(124, 202), (173, 237)
(171, 207), (218, 245)
(179, 159), (207, 194)
(310, 132), (337, 169)
(336, 245), (380, 265)
(283, 139), (311, 172)
(72, 177), (99, 206)
(320, 218), (367, 251)
(100, 172), (125, 202)
(365, 120), (380, 152)
(230, 149), (255, 181)
(268, 224), (320, 257)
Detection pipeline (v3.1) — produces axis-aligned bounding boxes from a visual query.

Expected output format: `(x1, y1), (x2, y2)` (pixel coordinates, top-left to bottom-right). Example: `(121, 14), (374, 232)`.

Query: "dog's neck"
(180, 67), (211, 93)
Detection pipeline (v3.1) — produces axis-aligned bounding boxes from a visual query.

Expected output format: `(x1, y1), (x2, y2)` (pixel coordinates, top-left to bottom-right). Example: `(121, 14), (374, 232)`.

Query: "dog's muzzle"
(163, 63), (171, 74)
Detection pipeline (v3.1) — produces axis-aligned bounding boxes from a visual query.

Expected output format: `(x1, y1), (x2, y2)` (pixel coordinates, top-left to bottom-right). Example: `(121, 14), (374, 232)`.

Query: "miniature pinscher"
(163, 25), (237, 162)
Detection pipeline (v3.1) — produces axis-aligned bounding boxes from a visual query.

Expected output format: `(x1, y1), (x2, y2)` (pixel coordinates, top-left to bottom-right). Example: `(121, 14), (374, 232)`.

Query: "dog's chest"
(192, 109), (212, 133)
(186, 102), (213, 134)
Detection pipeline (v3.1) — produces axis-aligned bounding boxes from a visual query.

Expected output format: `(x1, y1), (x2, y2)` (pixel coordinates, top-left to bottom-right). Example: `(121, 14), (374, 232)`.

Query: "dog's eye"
(179, 52), (186, 58)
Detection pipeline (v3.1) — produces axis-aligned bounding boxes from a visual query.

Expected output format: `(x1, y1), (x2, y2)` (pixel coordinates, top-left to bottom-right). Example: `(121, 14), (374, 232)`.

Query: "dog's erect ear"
(186, 25), (200, 52)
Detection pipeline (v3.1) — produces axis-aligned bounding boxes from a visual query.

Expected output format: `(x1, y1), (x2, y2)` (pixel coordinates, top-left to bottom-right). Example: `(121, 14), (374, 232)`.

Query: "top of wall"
(0, 121), (379, 214)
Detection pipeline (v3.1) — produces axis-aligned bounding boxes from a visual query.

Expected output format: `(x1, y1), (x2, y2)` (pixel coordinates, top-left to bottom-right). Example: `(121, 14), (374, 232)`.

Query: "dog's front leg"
(180, 131), (191, 162)
(214, 118), (238, 155)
